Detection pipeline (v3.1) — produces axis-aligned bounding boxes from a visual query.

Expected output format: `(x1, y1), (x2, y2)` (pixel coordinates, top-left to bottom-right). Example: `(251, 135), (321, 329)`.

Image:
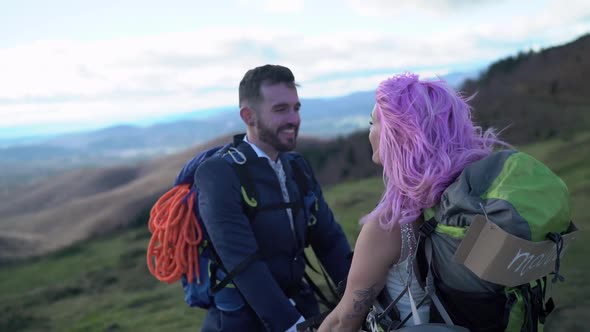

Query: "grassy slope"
(523, 133), (590, 332)
(0, 134), (588, 332)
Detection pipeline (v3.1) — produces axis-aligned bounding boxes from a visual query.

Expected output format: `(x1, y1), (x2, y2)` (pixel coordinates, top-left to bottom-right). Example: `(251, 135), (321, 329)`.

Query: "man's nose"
(287, 108), (300, 124)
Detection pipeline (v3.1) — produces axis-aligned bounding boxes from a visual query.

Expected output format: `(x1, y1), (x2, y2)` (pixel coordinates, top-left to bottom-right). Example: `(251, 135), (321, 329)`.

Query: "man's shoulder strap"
(286, 152), (314, 195)
(218, 143), (259, 221)
(217, 140), (315, 221)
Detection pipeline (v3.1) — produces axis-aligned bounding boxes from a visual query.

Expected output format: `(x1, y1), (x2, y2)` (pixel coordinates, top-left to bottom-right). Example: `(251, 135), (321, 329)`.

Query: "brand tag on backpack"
(454, 215), (578, 287)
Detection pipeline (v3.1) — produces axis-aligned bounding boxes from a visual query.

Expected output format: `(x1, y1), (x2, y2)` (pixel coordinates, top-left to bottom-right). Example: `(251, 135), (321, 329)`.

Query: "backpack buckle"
(419, 218), (437, 238)
(225, 147), (246, 165)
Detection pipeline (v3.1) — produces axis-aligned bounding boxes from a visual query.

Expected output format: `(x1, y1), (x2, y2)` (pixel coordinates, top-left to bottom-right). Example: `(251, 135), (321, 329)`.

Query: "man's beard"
(257, 120), (298, 152)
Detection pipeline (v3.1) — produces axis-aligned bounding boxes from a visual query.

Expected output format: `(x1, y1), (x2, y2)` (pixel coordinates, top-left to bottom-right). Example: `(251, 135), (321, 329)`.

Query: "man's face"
(253, 82), (301, 153)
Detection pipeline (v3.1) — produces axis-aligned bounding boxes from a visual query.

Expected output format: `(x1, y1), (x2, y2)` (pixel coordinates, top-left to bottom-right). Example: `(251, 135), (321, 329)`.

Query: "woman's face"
(369, 105), (381, 165)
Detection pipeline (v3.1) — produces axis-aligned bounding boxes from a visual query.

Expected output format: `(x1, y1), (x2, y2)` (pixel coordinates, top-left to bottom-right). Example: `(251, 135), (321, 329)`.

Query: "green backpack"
(414, 150), (574, 332)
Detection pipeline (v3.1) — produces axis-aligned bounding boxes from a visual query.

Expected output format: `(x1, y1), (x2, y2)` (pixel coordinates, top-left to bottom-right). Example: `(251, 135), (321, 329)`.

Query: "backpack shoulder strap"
(421, 234), (456, 326)
(287, 153), (345, 310)
(203, 140), (261, 292)
(288, 153), (313, 195)
(217, 138), (259, 221)
(374, 218), (456, 328)
(230, 161), (258, 220)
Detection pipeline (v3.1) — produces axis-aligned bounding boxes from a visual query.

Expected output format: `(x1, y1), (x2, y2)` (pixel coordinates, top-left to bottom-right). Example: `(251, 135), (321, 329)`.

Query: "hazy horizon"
(1, 0), (588, 140)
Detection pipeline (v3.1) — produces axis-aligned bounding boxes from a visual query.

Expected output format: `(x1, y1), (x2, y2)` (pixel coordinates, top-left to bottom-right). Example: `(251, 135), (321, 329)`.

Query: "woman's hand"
(317, 218), (401, 332)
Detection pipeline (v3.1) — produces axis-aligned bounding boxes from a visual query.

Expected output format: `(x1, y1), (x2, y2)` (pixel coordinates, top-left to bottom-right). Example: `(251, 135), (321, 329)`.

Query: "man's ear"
(240, 106), (256, 127)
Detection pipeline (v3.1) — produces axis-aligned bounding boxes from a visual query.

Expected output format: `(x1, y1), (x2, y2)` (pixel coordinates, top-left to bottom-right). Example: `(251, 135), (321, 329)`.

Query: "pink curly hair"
(361, 73), (503, 231)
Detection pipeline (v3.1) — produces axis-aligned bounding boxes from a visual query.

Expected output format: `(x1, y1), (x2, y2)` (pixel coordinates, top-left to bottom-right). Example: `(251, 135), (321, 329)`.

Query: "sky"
(0, 0), (589, 139)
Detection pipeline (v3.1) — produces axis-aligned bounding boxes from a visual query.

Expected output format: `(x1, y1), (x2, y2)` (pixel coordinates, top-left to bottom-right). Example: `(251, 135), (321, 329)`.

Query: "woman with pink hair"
(318, 73), (502, 331)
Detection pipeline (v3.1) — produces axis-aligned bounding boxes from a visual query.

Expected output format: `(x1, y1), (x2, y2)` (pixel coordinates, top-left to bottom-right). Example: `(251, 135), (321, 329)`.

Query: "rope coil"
(146, 184), (203, 284)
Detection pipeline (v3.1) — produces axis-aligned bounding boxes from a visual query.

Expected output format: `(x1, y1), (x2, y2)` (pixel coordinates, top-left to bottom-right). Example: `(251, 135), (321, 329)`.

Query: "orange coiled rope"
(146, 184), (203, 284)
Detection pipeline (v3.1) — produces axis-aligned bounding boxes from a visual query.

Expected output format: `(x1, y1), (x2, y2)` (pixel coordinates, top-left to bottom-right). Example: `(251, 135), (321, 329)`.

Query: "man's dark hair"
(239, 64), (297, 107)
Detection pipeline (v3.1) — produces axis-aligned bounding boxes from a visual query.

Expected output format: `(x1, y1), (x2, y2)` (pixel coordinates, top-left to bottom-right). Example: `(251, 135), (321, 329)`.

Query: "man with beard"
(195, 64), (352, 332)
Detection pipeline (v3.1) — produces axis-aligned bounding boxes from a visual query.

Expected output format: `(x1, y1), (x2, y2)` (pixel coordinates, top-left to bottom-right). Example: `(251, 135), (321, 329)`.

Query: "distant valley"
(0, 91), (378, 188)
(0, 71), (477, 188)
(0, 33), (588, 258)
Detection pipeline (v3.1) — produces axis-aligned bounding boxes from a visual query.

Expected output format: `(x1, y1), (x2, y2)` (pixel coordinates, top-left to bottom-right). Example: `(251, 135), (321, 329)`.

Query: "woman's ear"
(240, 106), (256, 127)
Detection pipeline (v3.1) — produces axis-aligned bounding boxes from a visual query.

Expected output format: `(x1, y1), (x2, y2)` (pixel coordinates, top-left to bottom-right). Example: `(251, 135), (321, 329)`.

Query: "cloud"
(346, 0), (590, 56)
(467, 2), (590, 51)
(347, 0), (590, 30)
(300, 68), (450, 99)
(347, 0), (499, 17)
(237, 0), (304, 14)
(0, 29), (491, 99)
(0, 27), (465, 130)
(263, 0), (304, 13)
(0, 25), (552, 128)
(1, 0), (588, 133)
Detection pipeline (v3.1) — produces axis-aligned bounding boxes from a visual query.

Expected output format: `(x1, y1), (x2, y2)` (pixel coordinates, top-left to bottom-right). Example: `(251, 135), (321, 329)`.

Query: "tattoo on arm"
(345, 284), (378, 319)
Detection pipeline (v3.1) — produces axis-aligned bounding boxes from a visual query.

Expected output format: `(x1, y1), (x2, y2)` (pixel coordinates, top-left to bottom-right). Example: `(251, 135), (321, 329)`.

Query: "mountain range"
(0, 33), (588, 259)
(0, 72), (475, 188)
(0, 132), (381, 260)
(462, 33), (590, 143)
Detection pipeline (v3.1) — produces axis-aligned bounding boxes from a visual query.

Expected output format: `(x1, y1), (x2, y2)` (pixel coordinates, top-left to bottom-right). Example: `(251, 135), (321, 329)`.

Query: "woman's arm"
(318, 218), (401, 332)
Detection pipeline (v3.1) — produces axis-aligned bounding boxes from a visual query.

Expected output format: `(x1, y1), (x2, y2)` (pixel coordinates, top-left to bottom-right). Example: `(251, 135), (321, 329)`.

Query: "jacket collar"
(232, 133), (261, 162)
(234, 133), (287, 163)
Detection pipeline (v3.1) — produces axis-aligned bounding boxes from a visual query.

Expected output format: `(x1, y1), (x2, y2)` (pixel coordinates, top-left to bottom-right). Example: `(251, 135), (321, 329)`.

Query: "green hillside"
(1, 133), (588, 332)
(521, 134), (590, 332)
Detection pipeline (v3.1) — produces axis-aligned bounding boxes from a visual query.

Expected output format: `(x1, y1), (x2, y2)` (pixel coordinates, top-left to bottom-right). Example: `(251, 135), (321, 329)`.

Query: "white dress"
(373, 222), (430, 328)
(383, 257), (430, 326)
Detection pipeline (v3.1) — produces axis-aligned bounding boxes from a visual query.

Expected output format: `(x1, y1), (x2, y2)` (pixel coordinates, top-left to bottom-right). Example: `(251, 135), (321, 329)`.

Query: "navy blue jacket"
(195, 137), (351, 331)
